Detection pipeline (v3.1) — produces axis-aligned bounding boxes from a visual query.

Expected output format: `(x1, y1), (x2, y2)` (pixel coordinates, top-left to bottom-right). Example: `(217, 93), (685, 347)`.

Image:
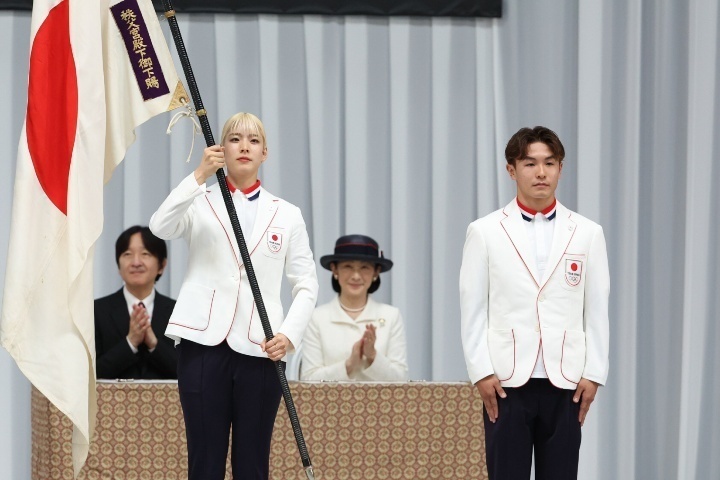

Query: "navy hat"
(320, 234), (393, 272)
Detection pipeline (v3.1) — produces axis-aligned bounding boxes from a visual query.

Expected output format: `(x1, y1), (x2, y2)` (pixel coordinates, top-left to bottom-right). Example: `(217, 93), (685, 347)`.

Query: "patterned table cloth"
(32, 381), (487, 479)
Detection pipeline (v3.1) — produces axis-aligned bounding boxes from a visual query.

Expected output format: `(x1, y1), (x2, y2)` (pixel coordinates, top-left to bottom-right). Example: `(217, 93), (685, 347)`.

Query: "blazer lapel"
(540, 202), (576, 288)
(500, 200), (541, 287)
(356, 297), (375, 323)
(206, 187), (242, 264)
(247, 188), (279, 256)
(206, 186), (279, 265)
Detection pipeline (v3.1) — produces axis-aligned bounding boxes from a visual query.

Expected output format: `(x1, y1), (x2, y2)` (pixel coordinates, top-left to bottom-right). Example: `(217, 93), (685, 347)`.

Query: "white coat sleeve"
(459, 221), (495, 384)
(581, 226), (610, 385)
(276, 208), (319, 351)
(149, 173), (205, 240)
(300, 313), (351, 381)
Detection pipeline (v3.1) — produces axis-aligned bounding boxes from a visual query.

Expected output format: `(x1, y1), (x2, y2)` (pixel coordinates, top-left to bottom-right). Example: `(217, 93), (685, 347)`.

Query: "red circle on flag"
(571, 263), (578, 272)
(27, 0), (78, 216)
(272, 234), (278, 241)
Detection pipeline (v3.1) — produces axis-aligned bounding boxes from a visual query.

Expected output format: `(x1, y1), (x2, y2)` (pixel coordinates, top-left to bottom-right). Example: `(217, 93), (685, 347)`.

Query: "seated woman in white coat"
(301, 234), (408, 381)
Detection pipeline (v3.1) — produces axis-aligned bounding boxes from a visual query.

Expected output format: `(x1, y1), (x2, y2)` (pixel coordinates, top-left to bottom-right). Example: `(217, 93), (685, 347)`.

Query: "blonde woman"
(150, 112), (318, 480)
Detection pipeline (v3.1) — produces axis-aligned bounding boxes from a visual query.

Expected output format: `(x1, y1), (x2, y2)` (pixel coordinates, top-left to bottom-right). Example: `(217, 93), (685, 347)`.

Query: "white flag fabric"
(0, 0), (186, 476)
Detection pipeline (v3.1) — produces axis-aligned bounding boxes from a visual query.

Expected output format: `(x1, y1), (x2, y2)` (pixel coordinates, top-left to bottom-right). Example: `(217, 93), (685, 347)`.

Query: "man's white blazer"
(149, 174), (319, 358)
(460, 199), (609, 390)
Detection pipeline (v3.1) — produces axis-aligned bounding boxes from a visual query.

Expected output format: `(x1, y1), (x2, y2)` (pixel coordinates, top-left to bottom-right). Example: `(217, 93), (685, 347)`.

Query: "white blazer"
(149, 173), (319, 358)
(301, 296), (408, 382)
(460, 199), (609, 390)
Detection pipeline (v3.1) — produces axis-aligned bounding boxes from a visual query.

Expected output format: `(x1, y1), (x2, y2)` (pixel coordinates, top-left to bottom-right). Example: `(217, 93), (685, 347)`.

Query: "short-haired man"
(460, 126), (610, 480)
(94, 225), (177, 379)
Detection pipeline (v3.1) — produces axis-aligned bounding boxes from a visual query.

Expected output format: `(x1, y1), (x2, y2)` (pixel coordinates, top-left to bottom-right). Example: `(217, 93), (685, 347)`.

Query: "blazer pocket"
(560, 330), (586, 383)
(169, 282), (215, 331)
(262, 250), (284, 261)
(248, 301), (284, 344)
(488, 328), (516, 381)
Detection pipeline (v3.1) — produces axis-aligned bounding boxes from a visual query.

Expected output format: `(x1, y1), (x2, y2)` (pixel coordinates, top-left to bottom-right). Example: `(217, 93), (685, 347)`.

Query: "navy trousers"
(484, 379), (582, 480)
(177, 340), (284, 480)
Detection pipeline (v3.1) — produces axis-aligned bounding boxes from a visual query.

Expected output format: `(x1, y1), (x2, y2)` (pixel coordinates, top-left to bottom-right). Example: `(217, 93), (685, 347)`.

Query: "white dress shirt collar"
(122, 286), (155, 319)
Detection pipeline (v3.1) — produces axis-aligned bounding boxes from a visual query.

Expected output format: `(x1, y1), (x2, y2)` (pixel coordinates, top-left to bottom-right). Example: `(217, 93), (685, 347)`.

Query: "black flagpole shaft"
(158, 2), (314, 476)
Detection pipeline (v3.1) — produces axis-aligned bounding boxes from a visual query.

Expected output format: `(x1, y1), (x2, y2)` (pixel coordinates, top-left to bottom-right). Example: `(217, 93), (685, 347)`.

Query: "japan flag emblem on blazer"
(267, 232), (282, 253)
(565, 259), (583, 286)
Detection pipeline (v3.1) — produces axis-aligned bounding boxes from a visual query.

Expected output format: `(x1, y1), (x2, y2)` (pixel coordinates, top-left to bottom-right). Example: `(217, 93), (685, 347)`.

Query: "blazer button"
(535, 325), (540, 332)
(538, 295), (545, 302)
(232, 274), (239, 281)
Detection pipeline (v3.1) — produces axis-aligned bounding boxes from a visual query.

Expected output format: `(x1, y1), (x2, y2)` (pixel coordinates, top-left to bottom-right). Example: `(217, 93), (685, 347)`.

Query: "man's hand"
(574, 378), (600, 426)
(127, 303), (150, 348)
(143, 325), (158, 350)
(261, 333), (293, 362)
(475, 374), (506, 423)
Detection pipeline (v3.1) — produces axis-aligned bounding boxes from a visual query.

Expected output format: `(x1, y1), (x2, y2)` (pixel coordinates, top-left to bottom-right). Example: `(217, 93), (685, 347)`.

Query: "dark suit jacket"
(95, 288), (178, 379)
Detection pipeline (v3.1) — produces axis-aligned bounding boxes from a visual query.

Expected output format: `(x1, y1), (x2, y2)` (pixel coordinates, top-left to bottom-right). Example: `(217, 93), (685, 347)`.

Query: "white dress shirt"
(227, 179), (260, 241)
(519, 200), (556, 378)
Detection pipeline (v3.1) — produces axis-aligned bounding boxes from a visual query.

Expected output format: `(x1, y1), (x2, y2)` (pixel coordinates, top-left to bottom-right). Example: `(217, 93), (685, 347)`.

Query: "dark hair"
(330, 263), (381, 295)
(115, 226), (168, 282)
(505, 126), (565, 165)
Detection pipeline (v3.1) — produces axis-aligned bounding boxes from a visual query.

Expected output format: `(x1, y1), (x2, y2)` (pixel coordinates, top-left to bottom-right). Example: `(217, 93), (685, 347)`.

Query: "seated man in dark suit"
(95, 226), (177, 379)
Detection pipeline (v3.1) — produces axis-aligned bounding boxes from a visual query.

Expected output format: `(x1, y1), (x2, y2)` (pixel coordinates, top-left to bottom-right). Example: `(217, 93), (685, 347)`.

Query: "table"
(32, 381), (487, 479)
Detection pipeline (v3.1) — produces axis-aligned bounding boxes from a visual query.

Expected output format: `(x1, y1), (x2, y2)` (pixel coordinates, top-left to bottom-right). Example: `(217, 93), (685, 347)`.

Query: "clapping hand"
(345, 338), (365, 376)
(127, 303), (151, 348)
(361, 324), (377, 365)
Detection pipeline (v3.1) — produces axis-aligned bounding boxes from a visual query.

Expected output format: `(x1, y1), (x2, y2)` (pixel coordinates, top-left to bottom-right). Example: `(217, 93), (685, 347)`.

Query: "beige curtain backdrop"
(1, 1), (718, 478)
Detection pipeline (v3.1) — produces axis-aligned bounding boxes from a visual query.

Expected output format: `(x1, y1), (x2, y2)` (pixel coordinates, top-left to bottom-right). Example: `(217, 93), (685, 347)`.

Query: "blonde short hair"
(220, 112), (267, 148)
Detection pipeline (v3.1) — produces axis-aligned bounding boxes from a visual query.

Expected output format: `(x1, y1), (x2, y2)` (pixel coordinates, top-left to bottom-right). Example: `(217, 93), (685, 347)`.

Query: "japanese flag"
(0, 0), (186, 475)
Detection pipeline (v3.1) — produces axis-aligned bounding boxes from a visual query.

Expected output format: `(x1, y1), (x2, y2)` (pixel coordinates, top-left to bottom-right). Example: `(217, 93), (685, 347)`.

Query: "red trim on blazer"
(205, 196), (242, 340)
(500, 209), (540, 288)
(539, 211), (576, 291)
(560, 331), (580, 385)
(168, 290), (215, 332)
(535, 293), (561, 388)
(246, 301), (262, 346)
(496, 329), (517, 382)
(245, 202), (281, 342)
(205, 194), (281, 344)
(205, 196), (242, 268)
(225, 276), (244, 343)
(502, 207), (582, 387)
(539, 212), (579, 387)
(246, 200), (280, 260)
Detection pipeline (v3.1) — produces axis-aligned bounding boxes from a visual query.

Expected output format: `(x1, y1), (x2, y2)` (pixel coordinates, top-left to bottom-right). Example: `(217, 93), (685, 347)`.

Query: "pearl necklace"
(339, 299), (366, 313)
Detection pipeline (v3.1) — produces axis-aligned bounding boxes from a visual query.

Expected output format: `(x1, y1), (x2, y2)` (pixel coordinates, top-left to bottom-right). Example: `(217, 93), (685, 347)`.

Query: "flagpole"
(158, 3), (315, 479)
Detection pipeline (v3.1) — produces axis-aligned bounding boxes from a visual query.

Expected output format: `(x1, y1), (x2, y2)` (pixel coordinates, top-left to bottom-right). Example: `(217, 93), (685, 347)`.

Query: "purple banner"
(110, 0), (169, 101)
